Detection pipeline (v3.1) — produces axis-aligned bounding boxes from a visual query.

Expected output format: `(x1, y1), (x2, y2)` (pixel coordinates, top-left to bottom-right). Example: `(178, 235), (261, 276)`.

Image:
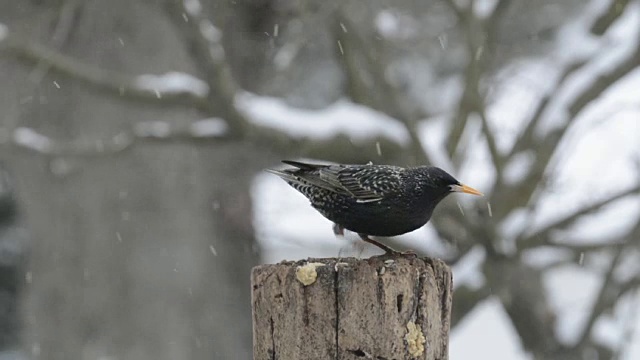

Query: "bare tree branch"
(612, 288), (640, 360)
(334, 13), (431, 166)
(506, 59), (588, 159)
(28, 0), (83, 83)
(508, 0), (636, 162)
(487, 258), (563, 355)
(0, 14), (409, 165)
(451, 285), (492, 328)
(493, 40), (640, 219)
(442, 0), (465, 20)
(444, 3), (482, 160)
(518, 184), (640, 249)
(444, 0), (511, 172)
(478, 107), (505, 175)
(162, 0), (248, 135)
(568, 44), (640, 117)
(488, 0), (638, 222)
(0, 33), (211, 111)
(527, 217), (640, 278)
(574, 245), (625, 349)
(2, 121), (407, 167)
(591, 0), (631, 36)
(549, 240), (628, 254)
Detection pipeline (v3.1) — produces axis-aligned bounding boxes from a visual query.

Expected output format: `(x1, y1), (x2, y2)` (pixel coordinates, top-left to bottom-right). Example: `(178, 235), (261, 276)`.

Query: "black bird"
(267, 160), (483, 254)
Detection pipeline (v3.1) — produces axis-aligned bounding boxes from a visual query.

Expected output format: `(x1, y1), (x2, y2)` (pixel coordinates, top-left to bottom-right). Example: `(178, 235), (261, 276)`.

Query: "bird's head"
(406, 166), (483, 220)
(420, 167), (484, 197)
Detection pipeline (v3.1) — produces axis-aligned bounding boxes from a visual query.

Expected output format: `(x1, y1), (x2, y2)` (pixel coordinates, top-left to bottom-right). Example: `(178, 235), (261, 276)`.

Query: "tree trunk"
(252, 256), (452, 360)
(9, 142), (261, 359)
(0, 1), (262, 358)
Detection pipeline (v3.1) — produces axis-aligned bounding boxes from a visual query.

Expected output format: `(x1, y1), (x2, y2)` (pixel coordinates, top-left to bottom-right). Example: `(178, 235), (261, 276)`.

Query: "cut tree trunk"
(252, 256), (453, 360)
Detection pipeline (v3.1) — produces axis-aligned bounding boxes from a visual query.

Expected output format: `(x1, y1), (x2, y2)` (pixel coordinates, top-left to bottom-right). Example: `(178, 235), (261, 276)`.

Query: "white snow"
(134, 72), (209, 98)
(473, 0), (499, 19)
(375, 10), (418, 40)
(183, 0), (202, 16)
(189, 118), (228, 137)
(236, 93), (410, 144)
(13, 127), (52, 153)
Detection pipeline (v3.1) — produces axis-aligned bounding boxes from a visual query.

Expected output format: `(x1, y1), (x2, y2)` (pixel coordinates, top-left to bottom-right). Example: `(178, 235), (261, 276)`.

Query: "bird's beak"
(450, 183), (484, 196)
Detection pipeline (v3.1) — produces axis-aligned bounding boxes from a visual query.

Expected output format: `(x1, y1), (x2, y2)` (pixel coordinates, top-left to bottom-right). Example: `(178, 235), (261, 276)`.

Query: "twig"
(442, 0), (465, 21)
(162, 0), (248, 135)
(478, 106), (504, 175)
(612, 287), (640, 360)
(506, 59), (587, 159)
(568, 43), (640, 117)
(574, 245), (625, 348)
(444, 0), (511, 168)
(334, 13), (431, 165)
(494, 39), (640, 219)
(492, 1), (638, 221)
(518, 184), (640, 249)
(591, 0), (631, 36)
(0, 33), (211, 111)
(2, 120), (407, 166)
(29, 0), (83, 83)
(572, 220), (640, 349)
(451, 285), (492, 328)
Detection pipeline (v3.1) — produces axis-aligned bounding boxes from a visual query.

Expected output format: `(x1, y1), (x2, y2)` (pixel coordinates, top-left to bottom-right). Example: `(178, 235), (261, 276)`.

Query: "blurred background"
(0, 0), (639, 359)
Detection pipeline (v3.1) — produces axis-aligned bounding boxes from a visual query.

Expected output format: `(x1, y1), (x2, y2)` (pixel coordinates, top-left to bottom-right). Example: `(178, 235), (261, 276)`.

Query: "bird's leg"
(358, 234), (400, 254)
(333, 223), (345, 236)
(358, 234), (417, 256)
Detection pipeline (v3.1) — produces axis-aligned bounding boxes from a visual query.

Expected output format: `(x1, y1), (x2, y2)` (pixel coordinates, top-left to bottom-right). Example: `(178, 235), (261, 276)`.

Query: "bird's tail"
(265, 167), (310, 187)
(266, 160), (330, 187)
(281, 160), (326, 170)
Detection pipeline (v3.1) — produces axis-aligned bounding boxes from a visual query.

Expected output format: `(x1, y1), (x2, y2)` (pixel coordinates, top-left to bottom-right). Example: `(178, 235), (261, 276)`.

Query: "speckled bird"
(267, 160), (483, 254)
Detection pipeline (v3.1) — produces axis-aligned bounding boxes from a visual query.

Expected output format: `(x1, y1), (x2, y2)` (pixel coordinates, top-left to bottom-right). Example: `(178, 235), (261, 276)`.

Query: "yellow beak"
(450, 183), (483, 196)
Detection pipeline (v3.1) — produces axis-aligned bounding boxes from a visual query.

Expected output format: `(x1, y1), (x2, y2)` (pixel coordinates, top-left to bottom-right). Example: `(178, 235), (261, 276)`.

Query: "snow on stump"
(251, 256), (452, 360)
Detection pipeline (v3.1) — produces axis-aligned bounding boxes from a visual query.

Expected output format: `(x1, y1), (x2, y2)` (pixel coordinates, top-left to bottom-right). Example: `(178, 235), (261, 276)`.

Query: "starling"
(267, 160), (483, 254)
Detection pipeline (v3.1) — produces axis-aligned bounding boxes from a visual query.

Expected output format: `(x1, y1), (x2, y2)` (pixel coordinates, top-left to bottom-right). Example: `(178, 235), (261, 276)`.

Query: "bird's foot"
(333, 223), (345, 236)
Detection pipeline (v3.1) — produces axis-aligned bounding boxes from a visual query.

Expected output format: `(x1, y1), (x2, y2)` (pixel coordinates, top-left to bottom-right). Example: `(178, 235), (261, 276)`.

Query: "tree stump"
(252, 256), (452, 360)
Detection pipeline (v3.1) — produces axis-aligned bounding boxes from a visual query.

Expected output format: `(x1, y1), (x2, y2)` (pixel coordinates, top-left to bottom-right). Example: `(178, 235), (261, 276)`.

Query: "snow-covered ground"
(250, 0), (640, 358)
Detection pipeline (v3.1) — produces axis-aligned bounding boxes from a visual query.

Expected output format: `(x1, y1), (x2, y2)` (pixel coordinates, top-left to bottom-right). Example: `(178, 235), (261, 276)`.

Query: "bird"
(267, 160), (483, 254)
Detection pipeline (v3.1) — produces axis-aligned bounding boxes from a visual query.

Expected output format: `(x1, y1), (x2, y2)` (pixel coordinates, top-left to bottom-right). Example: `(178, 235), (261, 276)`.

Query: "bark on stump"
(252, 256), (453, 360)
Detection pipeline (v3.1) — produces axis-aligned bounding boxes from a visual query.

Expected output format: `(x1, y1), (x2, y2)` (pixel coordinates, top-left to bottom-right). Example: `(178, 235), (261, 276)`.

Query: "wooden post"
(252, 256), (453, 360)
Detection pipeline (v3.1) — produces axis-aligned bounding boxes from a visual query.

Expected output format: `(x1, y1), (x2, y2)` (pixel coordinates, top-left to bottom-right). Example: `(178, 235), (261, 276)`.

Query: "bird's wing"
(329, 164), (404, 203)
(273, 161), (404, 203)
(269, 161), (353, 196)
